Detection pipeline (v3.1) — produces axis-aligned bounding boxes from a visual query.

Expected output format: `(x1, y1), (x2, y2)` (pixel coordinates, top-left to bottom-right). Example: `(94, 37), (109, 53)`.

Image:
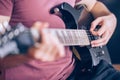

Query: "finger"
(57, 43), (65, 57)
(44, 46), (58, 61)
(41, 29), (51, 44)
(90, 17), (103, 35)
(39, 45), (56, 61)
(90, 17), (103, 31)
(31, 22), (42, 41)
(51, 36), (65, 57)
(91, 31), (109, 47)
(32, 45), (47, 60)
(2, 21), (11, 31)
(37, 22), (49, 30)
(45, 44), (64, 61)
(0, 23), (5, 34)
(44, 35), (65, 61)
(32, 21), (42, 29)
(96, 25), (106, 36)
(38, 23), (50, 44)
(31, 22), (49, 34)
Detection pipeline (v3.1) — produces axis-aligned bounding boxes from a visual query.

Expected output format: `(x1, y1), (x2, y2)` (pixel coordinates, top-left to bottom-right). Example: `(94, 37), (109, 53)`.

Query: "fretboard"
(43, 29), (90, 46)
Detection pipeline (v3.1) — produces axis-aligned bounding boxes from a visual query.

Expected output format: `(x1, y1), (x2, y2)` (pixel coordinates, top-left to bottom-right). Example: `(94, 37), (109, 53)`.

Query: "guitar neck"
(32, 29), (90, 46)
(0, 24), (91, 58)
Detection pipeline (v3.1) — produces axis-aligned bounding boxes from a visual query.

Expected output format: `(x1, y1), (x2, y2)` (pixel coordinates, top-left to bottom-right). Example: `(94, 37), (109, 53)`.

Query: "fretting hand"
(28, 22), (65, 62)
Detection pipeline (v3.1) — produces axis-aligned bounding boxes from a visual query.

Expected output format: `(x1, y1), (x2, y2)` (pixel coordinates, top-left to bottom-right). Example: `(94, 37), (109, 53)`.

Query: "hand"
(90, 13), (117, 47)
(28, 22), (65, 62)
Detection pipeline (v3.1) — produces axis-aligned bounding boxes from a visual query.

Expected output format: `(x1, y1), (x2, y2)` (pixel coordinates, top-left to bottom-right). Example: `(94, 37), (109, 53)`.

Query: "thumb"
(90, 17), (103, 31)
(90, 17), (103, 35)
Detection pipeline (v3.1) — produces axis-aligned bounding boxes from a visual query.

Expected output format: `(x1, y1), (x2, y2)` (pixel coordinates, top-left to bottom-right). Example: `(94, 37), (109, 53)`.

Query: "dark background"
(100, 0), (120, 64)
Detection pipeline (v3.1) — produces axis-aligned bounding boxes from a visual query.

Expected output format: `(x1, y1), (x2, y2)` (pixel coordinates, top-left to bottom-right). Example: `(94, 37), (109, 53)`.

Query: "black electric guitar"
(0, 2), (111, 69)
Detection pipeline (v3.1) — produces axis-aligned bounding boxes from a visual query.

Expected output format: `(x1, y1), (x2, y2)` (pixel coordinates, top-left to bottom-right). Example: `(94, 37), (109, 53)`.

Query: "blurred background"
(100, 0), (120, 64)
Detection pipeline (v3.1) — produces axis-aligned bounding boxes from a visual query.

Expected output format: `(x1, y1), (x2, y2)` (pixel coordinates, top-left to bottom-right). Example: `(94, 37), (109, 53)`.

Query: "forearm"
(90, 1), (112, 18)
(76, 0), (114, 18)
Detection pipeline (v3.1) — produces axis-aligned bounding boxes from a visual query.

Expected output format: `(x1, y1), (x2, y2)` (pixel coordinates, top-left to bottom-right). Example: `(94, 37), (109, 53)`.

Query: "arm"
(76, 0), (117, 47)
(0, 21), (65, 69)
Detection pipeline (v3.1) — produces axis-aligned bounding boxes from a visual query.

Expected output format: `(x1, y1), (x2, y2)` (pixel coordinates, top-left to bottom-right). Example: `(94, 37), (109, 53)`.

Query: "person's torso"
(6, 0), (76, 80)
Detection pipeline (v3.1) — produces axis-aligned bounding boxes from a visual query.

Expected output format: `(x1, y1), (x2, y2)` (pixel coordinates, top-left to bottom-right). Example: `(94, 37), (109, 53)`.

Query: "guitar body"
(50, 2), (111, 69)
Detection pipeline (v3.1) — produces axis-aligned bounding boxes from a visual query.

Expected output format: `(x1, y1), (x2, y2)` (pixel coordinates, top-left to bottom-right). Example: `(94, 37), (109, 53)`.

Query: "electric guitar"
(0, 2), (111, 69)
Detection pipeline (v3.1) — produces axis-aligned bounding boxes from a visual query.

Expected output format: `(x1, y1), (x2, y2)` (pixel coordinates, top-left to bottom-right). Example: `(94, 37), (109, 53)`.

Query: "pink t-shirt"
(0, 0), (80, 80)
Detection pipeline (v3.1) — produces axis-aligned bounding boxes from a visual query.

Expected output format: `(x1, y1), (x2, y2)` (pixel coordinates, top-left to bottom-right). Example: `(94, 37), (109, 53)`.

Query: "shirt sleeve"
(0, 0), (14, 16)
